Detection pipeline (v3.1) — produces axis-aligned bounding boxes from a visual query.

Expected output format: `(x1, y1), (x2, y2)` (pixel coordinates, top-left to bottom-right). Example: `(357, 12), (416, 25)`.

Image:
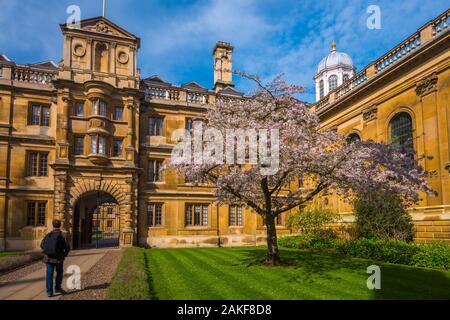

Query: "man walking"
(40, 220), (71, 297)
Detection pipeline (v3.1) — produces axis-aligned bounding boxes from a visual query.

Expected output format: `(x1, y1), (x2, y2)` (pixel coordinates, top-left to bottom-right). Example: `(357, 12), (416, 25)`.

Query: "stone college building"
(0, 9), (449, 251)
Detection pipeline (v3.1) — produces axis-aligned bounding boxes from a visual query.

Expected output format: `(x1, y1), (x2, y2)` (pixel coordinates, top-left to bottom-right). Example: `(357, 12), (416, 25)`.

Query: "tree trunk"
(265, 213), (280, 265)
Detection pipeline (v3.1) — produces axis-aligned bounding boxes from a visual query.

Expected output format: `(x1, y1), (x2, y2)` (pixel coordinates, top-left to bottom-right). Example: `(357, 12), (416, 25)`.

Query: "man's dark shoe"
(55, 288), (66, 295)
(47, 293), (53, 298)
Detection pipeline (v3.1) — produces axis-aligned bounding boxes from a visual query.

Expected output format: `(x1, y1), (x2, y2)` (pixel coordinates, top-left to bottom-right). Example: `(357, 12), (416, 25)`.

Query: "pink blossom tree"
(170, 72), (433, 265)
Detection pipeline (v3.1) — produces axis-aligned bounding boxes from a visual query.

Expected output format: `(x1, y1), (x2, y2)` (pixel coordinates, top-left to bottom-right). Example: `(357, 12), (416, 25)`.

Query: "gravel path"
(61, 249), (123, 300)
(0, 261), (44, 286)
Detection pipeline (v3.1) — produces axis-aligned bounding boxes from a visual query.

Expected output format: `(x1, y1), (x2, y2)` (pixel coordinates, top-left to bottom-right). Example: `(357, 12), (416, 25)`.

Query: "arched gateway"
(72, 191), (121, 249)
(53, 175), (137, 249)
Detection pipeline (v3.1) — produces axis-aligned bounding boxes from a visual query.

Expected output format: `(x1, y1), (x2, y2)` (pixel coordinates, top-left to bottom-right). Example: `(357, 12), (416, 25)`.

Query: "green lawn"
(0, 252), (17, 258)
(141, 247), (450, 300)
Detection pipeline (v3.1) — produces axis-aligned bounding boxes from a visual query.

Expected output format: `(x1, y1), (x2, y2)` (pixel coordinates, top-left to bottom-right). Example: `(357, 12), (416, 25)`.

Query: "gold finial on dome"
(331, 40), (336, 51)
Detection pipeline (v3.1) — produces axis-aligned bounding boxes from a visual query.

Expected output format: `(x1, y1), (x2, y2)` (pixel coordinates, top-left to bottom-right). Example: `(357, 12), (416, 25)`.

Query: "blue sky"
(0, 0), (448, 102)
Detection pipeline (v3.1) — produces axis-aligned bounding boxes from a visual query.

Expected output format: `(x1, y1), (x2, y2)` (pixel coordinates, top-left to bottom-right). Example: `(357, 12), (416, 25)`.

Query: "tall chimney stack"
(213, 41), (234, 92)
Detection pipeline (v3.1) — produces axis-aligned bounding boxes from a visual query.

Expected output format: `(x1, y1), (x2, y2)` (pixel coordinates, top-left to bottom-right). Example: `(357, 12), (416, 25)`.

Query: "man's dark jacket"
(40, 230), (71, 264)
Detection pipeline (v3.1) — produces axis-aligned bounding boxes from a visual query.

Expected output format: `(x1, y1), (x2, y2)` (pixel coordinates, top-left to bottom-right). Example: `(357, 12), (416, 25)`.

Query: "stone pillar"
(110, 43), (116, 74)
(56, 92), (71, 164)
(125, 101), (136, 165)
(416, 73), (441, 205)
(54, 171), (69, 233)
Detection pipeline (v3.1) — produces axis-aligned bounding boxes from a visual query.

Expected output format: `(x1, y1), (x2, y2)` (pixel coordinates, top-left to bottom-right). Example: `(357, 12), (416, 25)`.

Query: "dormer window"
(92, 100), (107, 117)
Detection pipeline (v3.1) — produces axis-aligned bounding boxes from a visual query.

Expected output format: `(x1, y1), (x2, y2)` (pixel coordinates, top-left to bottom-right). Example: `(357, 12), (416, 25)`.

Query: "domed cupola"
(314, 41), (356, 102)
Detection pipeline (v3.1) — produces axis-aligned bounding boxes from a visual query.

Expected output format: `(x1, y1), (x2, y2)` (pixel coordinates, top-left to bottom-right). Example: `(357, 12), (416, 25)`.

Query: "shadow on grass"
(236, 247), (450, 300)
(143, 250), (159, 300)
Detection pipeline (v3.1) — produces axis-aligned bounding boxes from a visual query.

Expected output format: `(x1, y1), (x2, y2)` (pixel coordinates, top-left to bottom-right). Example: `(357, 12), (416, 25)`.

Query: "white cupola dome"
(314, 41), (356, 102)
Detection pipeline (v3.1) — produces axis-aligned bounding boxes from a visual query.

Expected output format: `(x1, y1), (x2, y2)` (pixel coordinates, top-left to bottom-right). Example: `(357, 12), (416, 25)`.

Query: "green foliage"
(412, 242), (450, 270)
(286, 206), (340, 235)
(107, 248), (151, 300)
(336, 238), (420, 265)
(354, 191), (414, 241)
(278, 232), (341, 250)
(279, 235), (450, 270)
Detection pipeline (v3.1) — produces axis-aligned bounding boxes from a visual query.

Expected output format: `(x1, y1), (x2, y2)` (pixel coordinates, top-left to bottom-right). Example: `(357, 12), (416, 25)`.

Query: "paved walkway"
(0, 248), (110, 300)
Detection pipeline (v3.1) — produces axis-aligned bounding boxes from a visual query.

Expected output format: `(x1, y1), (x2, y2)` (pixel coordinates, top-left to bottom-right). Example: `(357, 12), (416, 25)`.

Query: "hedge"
(278, 235), (450, 270)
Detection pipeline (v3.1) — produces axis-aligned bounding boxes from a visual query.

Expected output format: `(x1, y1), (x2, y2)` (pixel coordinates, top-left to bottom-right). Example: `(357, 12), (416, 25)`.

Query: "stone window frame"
(73, 135), (85, 156)
(148, 116), (164, 136)
(387, 110), (416, 158)
(89, 134), (107, 155)
(184, 203), (209, 227)
(147, 203), (164, 227)
(229, 205), (244, 227)
(74, 101), (85, 117)
(26, 201), (47, 227)
(28, 102), (51, 126)
(147, 159), (164, 182)
(26, 151), (49, 177)
(113, 106), (124, 121)
(112, 138), (124, 158)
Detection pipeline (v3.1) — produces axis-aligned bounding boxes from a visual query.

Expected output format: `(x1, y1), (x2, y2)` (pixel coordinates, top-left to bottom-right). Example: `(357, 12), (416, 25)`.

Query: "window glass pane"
(114, 107), (123, 121)
(328, 75), (338, 91)
(98, 136), (106, 154)
(90, 135), (98, 154)
(390, 113), (413, 156)
(113, 139), (122, 157)
(29, 152), (38, 176)
(202, 205), (208, 226)
(149, 117), (155, 136)
(75, 102), (84, 116)
(31, 105), (41, 125)
(27, 203), (36, 226)
(155, 204), (162, 226)
(147, 204), (154, 226)
(41, 107), (50, 126)
(194, 205), (201, 225)
(185, 204), (192, 226)
(319, 80), (324, 99)
(92, 100), (99, 115)
(237, 206), (243, 226)
(148, 160), (155, 182)
(75, 137), (84, 155)
(229, 206), (236, 226)
(39, 154), (48, 176)
(99, 101), (107, 116)
(156, 118), (163, 136)
(186, 118), (193, 133)
(155, 160), (162, 181)
(38, 202), (46, 226)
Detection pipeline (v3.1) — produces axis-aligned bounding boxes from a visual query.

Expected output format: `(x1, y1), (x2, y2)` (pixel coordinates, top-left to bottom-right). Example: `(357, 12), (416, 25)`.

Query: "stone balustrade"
(12, 65), (57, 85)
(145, 86), (180, 101)
(314, 8), (449, 113)
(374, 33), (421, 74)
(433, 9), (449, 36)
(144, 85), (212, 105)
(187, 91), (208, 104)
(335, 69), (367, 100)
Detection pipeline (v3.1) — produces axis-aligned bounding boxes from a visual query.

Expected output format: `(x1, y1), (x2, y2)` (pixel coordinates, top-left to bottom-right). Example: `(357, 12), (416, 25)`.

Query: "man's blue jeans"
(46, 263), (63, 294)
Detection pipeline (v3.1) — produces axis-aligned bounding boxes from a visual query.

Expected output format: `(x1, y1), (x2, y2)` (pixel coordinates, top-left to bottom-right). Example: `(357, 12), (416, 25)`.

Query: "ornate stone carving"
(363, 105), (378, 122)
(89, 118), (107, 130)
(117, 51), (129, 64)
(73, 43), (86, 57)
(416, 73), (438, 97)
